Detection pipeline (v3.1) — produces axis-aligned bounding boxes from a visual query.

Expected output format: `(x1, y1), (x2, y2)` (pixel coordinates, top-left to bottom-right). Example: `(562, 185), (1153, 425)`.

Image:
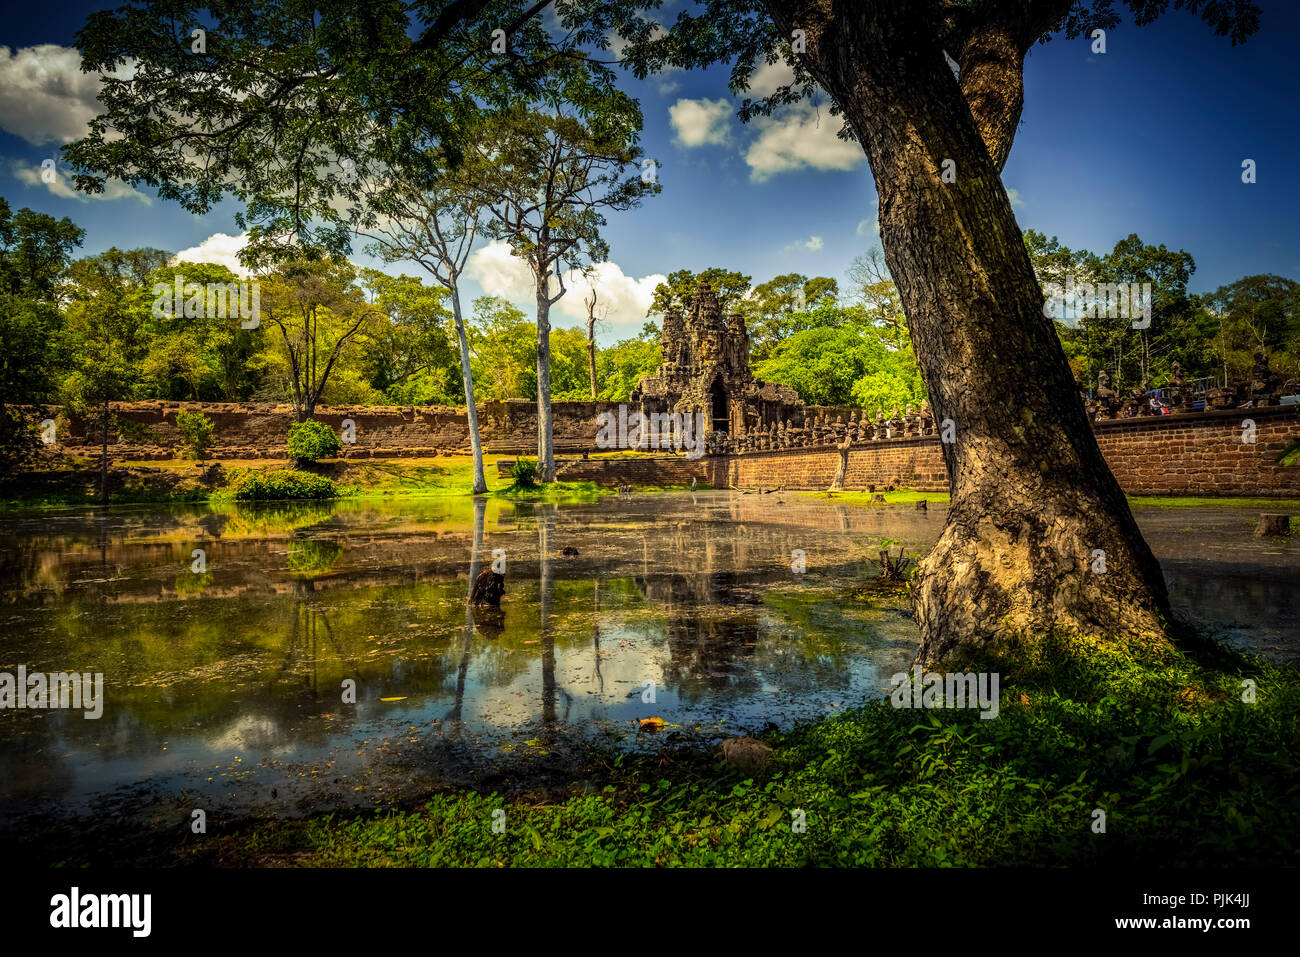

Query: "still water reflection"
(0, 492), (1293, 830)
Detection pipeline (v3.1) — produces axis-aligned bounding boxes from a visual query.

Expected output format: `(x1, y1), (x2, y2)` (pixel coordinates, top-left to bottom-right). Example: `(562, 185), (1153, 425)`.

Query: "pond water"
(0, 491), (1295, 846)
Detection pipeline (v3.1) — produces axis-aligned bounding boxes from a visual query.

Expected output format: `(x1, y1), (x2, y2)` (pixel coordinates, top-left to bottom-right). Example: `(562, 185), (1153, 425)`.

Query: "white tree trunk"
(535, 274), (556, 482)
(450, 288), (487, 494)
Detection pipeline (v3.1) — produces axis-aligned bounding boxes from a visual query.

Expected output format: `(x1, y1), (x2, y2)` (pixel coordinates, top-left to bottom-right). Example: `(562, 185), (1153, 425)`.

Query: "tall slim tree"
(469, 106), (657, 481)
(583, 285), (604, 398)
(356, 165), (492, 494)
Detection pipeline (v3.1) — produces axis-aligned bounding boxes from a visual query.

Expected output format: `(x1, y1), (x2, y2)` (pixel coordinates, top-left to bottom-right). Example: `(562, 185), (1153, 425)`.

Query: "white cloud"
(744, 104), (865, 181)
(1006, 187), (1025, 209)
(0, 44), (131, 146)
(804, 235), (823, 251)
(173, 233), (253, 277)
(558, 261), (667, 335)
(747, 58), (797, 97)
(669, 97), (732, 148)
(11, 159), (150, 204)
(466, 240), (665, 338)
(466, 240), (535, 302)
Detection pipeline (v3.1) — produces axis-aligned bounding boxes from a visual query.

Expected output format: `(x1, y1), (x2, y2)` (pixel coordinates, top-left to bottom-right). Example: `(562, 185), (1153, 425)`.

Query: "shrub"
(287, 419), (341, 462)
(175, 409), (215, 461)
(231, 469), (338, 501)
(510, 457), (538, 487)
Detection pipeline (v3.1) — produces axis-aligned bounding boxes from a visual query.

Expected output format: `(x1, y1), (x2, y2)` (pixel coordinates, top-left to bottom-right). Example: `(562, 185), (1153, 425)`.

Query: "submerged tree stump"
(1256, 514), (1291, 537)
(470, 569), (505, 606)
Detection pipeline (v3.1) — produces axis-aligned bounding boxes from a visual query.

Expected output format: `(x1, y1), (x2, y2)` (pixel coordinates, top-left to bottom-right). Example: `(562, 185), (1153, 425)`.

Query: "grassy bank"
(193, 633), (1298, 867)
(0, 455), (627, 508)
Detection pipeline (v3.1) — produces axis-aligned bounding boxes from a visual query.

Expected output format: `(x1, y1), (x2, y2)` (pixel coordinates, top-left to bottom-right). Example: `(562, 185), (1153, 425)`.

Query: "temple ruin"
(631, 282), (804, 440)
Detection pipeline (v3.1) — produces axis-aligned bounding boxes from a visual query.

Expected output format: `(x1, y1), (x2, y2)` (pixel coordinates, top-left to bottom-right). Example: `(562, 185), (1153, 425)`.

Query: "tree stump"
(720, 736), (773, 772)
(1256, 514), (1291, 537)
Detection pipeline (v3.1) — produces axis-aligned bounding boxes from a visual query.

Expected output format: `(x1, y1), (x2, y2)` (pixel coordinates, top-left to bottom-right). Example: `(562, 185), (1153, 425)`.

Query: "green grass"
(208, 632), (1299, 867)
(800, 490), (1300, 511)
(1127, 495), (1300, 510)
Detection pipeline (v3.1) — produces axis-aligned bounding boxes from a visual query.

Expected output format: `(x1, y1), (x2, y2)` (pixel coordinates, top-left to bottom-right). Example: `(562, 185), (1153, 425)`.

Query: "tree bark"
(766, 0), (1174, 665)
(586, 293), (599, 399)
(534, 273), (556, 482)
(450, 287), (488, 494)
(830, 434), (851, 491)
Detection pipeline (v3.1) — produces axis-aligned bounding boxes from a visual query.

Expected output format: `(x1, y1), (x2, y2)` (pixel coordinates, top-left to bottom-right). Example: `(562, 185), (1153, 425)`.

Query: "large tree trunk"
(768, 0), (1174, 665)
(450, 288), (488, 494)
(534, 274), (556, 482)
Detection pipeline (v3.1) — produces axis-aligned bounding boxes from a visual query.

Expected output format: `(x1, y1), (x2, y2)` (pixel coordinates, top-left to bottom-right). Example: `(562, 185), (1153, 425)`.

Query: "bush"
(231, 469), (338, 501)
(510, 457), (538, 487)
(175, 409), (215, 461)
(287, 419), (342, 462)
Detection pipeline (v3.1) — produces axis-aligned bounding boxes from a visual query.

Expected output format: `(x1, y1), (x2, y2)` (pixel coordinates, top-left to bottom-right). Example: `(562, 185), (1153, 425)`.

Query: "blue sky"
(1, 1), (1296, 343)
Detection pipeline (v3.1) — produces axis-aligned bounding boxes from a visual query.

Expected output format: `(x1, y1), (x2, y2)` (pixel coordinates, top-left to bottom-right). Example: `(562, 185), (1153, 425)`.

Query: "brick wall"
(705, 437), (947, 492)
(704, 406), (1300, 497)
(51, 399), (622, 459)
(53, 399), (1300, 497)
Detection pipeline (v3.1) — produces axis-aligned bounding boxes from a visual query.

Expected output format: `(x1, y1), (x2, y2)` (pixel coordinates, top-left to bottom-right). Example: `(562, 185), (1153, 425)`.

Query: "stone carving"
(1095, 371), (1120, 419)
(1248, 346), (1281, 406)
(633, 281), (804, 442)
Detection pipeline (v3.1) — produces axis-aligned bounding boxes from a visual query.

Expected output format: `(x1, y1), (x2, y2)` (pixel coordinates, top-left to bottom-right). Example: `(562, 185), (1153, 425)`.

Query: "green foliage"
(1020, 229), (1294, 394)
(358, 270), (460, 405)
(468, 296), (537, 400)
(754, 304), (925, 409)
(741, 272), (840, 360)
(592, 330), (661, 401)
(175, 409), (215, 460)
(139, 261), (266, 401)
(286, 419), (341, 462)
(510, 457), (538, 487)
(287, 538), (344, 575)
(649, 267), (752, 317)
(231, 469), (337, 502)
(0, 199), (84, 473)
(66, 0), (660, 265)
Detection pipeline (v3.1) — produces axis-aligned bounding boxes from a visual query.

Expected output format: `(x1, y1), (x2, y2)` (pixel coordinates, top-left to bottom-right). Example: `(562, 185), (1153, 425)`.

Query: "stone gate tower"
(631, 281), (804, 437)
